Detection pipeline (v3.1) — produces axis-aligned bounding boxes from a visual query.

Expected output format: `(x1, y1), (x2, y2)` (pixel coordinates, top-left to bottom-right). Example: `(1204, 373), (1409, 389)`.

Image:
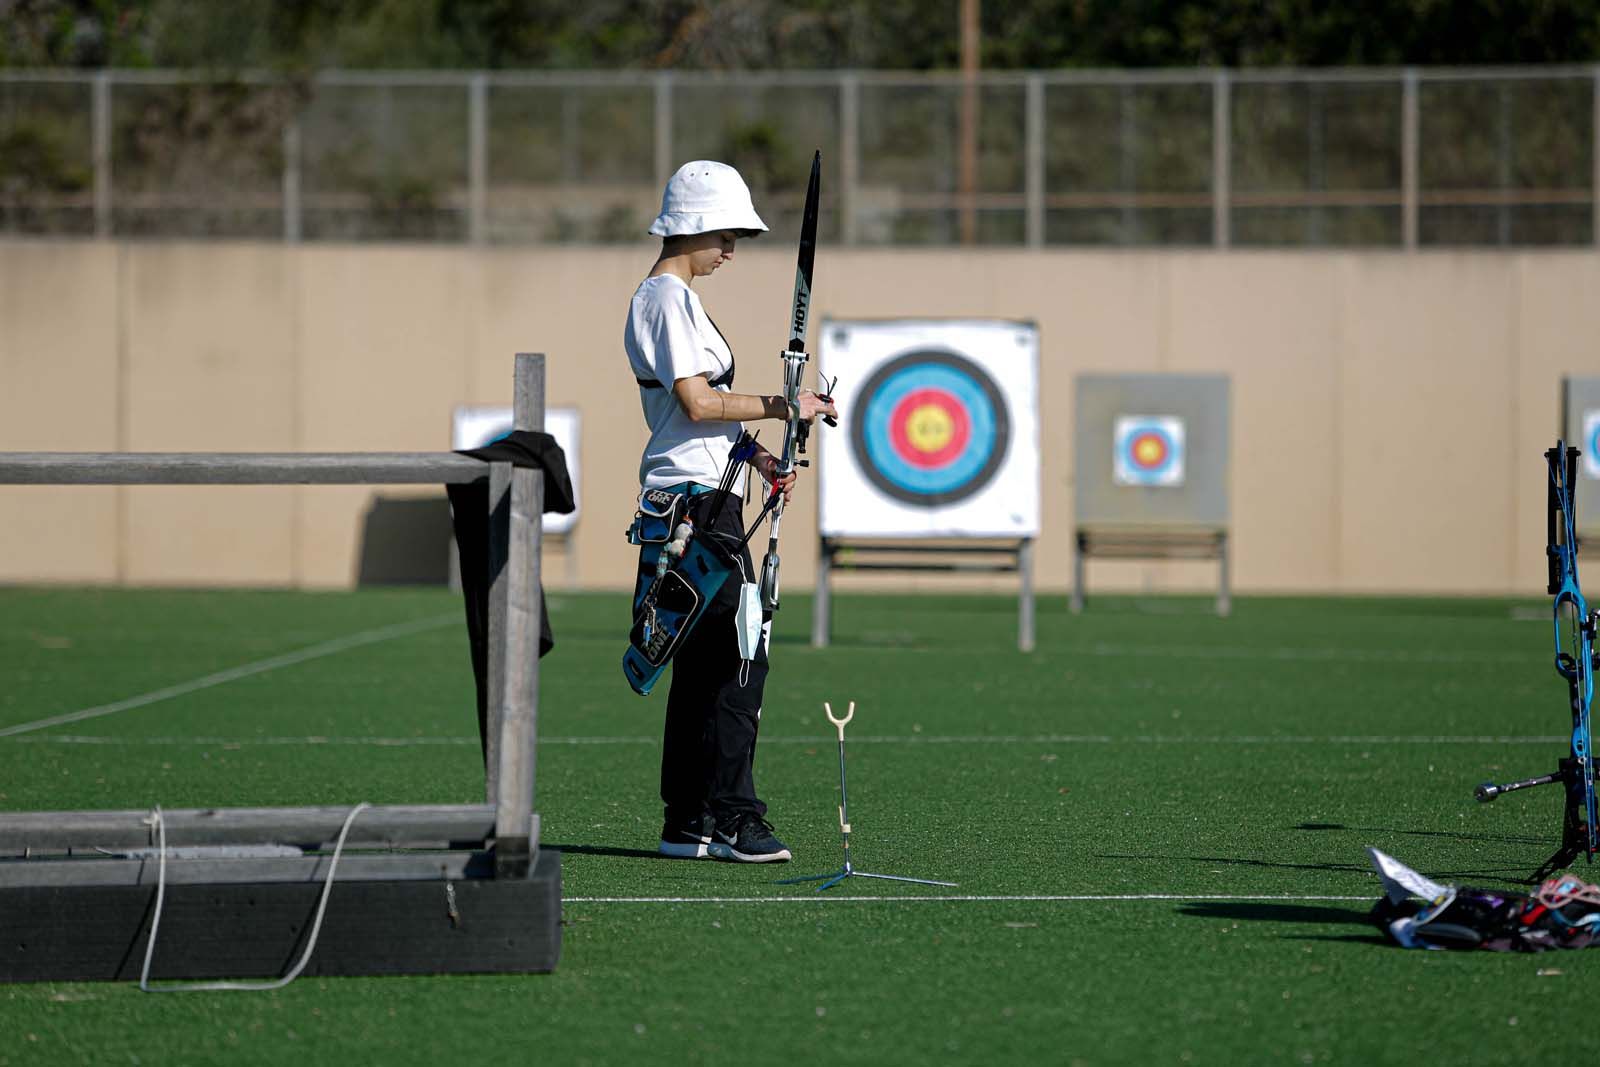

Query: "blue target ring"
(850, 350), (1010, 506)
(1588, 419), (1600, 464)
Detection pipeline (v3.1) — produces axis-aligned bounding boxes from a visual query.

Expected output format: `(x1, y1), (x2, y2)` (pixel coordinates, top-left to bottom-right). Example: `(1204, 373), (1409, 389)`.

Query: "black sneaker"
(708, 814), (792, 863)
(659, 812), (715, 859)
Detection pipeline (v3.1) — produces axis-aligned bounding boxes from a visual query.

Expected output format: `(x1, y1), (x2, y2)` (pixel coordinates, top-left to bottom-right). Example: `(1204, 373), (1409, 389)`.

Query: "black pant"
(653, 489), (770, 825)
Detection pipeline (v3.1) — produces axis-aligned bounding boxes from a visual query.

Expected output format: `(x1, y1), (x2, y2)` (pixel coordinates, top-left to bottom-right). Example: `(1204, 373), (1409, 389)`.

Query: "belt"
(659, 481), (724, 497)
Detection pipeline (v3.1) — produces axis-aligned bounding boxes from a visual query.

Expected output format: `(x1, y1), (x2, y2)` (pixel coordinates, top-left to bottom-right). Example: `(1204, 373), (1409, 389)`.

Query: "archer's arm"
(671, 376), (838, 425)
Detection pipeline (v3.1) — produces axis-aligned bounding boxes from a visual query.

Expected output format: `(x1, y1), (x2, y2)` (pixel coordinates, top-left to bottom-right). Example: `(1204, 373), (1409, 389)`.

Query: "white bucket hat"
(648, 160), (769, 238)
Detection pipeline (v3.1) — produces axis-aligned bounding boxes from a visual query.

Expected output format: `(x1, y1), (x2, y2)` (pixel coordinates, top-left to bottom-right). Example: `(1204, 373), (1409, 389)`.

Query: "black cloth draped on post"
(446, 430), (576, 764)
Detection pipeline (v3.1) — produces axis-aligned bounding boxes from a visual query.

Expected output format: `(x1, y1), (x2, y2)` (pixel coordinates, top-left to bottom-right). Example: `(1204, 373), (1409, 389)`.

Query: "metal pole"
(1119, 84), (1136, 242)
(1308, 81), (1325, 244)
(1497, 83), (1512, 247)
(468, 74), (488, 245)
(1402, 69), (1419, 250)
(1217, 530), (1232, 617)
(1025, 75), (1045, 248)
(811, 538), (831, 648)
(840, 74), (860, 245)
(1071, 530), (1086, 613)
(654, 73), (673, 190)
(958, 0), (981, 245)
(282, 118), (302, 243)
(92, 71), (112, 238)
(1212, 70), (1230, 249)
(1018, 538), (1036, 651)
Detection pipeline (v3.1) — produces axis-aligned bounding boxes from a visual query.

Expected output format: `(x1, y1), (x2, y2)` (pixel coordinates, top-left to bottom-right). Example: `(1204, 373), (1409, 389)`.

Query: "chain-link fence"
(2, 67), (1595, 247)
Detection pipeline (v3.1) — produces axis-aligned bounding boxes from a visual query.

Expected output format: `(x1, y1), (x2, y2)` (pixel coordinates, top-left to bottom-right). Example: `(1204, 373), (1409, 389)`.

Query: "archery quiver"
(622, 487), (737, 696)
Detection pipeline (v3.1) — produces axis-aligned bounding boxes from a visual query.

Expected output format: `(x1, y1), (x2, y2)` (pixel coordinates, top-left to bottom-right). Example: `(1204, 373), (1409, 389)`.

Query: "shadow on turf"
(1098, 850), (1539, 884)
(1295, 821), (1548, 847)
(546, 842), (663, 860)
(1176, 901), (1388, 946)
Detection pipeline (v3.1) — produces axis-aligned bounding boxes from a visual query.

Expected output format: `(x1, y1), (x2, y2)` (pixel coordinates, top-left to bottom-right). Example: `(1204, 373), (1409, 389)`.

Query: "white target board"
(452, 406), (581, 535)
(819, 319), (1039, 538)
(1584, 410), (1600, 480)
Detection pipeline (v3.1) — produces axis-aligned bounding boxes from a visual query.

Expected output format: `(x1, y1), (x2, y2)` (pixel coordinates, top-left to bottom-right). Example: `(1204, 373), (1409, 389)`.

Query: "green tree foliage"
(3, 0), (1597, 71)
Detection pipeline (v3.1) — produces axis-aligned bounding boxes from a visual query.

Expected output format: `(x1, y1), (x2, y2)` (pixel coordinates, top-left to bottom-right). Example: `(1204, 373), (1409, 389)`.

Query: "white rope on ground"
(562, 893), (1372, 904)
(138, 801), (370, 993)
(0, 614), (457, 739)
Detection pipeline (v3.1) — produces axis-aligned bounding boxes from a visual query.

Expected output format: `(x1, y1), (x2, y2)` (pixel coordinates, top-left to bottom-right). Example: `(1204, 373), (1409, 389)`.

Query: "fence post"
(654, 73), (674, 190)
(1025, 74), (1044, 248)
(1402, 68), (1419, 250)
(469, 73), (488, 245)
(840, 73), (860, 245)
(283, 117), (302, 243)
(1496, 83), (1512, 247)
(1212, 70), (1231, 249)
(1592, 67), (1599, 248)
(92, 71), (111, 238)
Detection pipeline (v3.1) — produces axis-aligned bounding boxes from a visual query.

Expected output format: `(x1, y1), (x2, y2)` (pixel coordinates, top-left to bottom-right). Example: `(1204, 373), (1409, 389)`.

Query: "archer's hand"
(753, 451), (798, 504)
(797, 389), (838, 426)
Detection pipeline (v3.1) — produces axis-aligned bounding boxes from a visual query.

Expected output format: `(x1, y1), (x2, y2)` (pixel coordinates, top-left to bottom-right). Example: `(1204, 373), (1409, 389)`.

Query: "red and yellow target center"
(889, 388), (971, 469)
(1131, 433), (1168, 468)
(904, 404), (955, 454)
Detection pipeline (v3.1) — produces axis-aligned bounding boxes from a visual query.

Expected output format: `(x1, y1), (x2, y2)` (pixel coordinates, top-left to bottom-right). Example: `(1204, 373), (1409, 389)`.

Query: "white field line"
(818, 643), (1543, 665)
(1, 732), (1567, 746)
(563, 893), (1371, 904)
(1052, 643), (1538, 665)
(0, 613), (459, 739)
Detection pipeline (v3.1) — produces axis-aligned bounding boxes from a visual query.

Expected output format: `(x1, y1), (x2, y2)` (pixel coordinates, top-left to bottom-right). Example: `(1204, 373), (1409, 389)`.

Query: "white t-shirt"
(625, 274), (747, 493)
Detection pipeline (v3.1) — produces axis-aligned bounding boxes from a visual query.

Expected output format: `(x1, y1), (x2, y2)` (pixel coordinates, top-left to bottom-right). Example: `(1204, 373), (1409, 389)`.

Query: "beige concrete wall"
(2, 239), (1597, 596)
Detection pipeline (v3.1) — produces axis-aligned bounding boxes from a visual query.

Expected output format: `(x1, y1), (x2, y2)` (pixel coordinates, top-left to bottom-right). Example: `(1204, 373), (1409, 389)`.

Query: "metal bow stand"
(777, 702), (956, 892)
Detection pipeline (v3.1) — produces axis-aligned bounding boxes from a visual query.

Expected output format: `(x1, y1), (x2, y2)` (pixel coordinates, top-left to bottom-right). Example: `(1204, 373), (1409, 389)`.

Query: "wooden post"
(487, 354), (544, 877)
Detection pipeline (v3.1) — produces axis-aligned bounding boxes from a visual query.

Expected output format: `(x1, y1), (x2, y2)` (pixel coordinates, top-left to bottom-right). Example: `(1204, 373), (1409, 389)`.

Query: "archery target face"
(1585, 410), (1600, 480)
(852, 351), (1009, 505)
(1113, 416), (1185, 487)
(820, 320), (1039, 537)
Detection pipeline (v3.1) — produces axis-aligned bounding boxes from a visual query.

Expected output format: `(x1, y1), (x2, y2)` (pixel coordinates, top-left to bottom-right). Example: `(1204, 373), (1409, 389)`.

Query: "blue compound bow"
(1477, 441), (1599, 879)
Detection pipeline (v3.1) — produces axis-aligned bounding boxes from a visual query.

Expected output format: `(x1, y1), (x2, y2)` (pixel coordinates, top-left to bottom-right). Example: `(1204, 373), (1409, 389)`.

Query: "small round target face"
(850, 350), (1010, 506)
(1128, 428), (1174, 477)
(1113, 415), (1185, 487)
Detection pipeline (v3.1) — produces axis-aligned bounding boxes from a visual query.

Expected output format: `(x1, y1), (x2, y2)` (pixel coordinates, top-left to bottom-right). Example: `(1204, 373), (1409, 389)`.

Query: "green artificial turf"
(0, 586), (1591, 1065)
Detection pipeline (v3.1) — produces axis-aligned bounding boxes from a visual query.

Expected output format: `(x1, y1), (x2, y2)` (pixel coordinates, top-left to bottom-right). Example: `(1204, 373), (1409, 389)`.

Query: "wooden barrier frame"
(811, 536), (1036, 652)
(1071, 526), (1231, 617)
(0, 354), (559, 981)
